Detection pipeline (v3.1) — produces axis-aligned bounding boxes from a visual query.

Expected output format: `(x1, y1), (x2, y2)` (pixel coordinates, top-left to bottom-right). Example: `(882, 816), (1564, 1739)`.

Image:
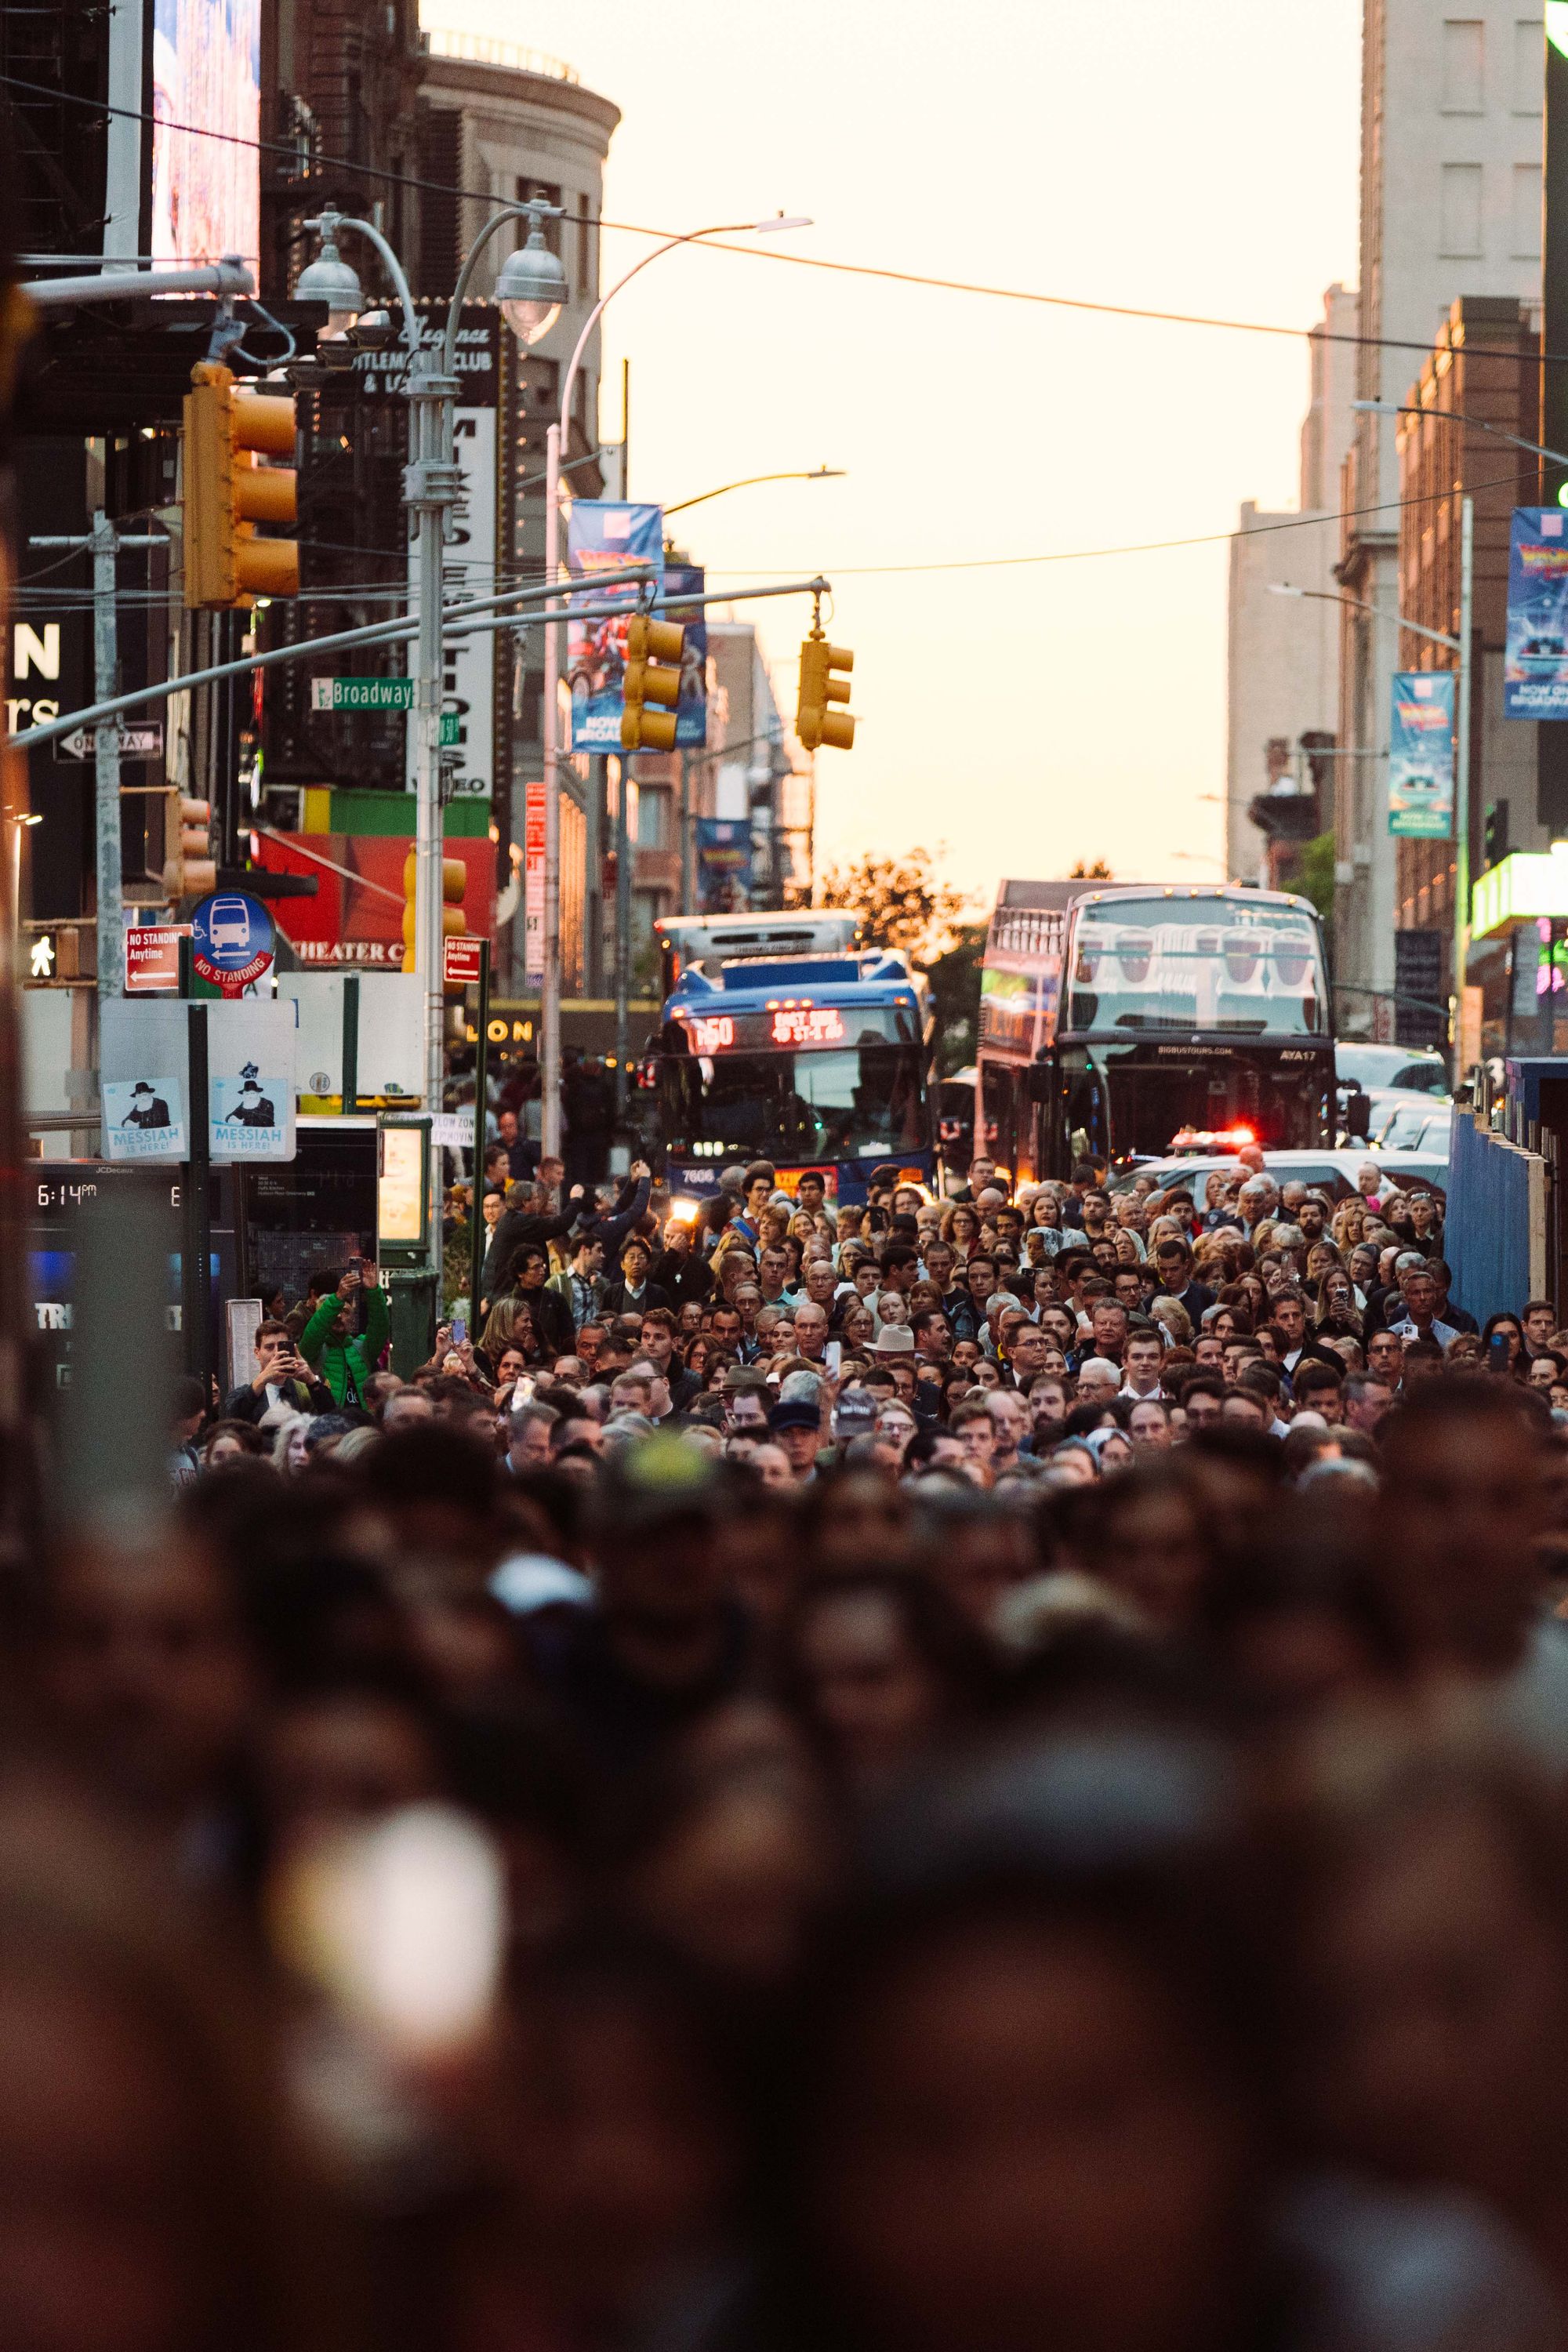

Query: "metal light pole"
(297, 201), (565, 1283)
(1269, 501), (1475, 1047)
(541, 211), (811, 1158)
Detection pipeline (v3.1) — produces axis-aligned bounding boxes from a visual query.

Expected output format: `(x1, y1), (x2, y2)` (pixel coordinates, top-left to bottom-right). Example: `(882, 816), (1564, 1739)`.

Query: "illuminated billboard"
(151, 0), (261, 272)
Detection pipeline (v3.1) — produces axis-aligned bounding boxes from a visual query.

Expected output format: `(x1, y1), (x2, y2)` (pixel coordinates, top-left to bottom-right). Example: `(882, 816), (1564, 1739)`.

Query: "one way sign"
(54, 721), (164, 763)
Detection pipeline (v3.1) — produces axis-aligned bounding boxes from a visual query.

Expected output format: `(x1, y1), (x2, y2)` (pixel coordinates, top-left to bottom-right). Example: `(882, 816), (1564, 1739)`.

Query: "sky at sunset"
(423, 0), (1363, 910)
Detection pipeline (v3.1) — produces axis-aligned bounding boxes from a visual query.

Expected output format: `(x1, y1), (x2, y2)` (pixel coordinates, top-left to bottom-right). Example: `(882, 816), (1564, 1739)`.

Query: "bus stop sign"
(191, 893), (274, 996)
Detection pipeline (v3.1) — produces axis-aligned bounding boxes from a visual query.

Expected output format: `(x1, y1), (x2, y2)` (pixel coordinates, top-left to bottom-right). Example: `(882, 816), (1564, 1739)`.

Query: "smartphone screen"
(451, 1316), (467, 1348)
(826, 1339), (842, 1375)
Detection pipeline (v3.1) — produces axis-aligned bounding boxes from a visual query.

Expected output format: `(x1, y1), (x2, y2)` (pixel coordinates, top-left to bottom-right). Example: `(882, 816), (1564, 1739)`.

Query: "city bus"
(649, 912), (939, 1203)
(976, 880), (1334, 1178)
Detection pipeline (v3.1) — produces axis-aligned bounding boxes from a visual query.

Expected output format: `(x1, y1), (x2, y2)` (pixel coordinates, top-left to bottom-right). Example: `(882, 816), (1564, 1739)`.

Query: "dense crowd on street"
(24, 1142), (1568, 2351)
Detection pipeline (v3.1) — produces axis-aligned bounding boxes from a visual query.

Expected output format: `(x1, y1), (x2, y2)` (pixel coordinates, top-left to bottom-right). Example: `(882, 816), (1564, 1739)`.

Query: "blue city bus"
(650, 913), (939, 1204)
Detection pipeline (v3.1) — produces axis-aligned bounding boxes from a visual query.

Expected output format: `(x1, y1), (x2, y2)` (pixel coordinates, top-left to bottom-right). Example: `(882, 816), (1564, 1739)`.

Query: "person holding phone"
(299, 1263), (390, 1409)
(221, 1319), (333, 1425)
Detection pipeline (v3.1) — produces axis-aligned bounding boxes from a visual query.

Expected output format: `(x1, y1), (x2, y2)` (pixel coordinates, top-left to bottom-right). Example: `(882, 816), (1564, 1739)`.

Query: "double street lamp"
(295, 199), (568, 1270)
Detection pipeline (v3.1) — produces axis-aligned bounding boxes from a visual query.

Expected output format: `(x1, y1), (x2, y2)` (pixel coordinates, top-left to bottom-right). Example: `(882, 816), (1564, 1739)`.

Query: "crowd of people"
(30, 1143), (1568, 2350)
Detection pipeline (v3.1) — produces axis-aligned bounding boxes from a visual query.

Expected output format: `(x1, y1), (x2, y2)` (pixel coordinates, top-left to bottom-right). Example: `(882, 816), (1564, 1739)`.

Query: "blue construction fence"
(1444, 1107), (1546, 1324)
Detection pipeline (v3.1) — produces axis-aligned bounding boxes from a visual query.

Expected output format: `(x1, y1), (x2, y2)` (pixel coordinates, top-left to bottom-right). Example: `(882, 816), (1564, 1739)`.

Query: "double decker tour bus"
(649, 911), (938, 1203)
(976, 880), (1333, 1178)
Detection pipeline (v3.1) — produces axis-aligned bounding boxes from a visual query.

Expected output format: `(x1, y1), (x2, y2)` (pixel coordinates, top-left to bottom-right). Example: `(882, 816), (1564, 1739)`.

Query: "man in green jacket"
(299, 1264), (390, 1407)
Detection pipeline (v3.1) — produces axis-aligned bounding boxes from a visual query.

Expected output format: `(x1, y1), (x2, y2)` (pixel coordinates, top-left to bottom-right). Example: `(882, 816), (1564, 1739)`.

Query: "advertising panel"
(662, 563), (708, 749)
(564, 503), (665, 752)
(255, 830), (495, 967)
(1504, 508), (1568, 718)
(695, 818), (753, 914)
(524, 779), (546, 987)
(151, 0), (262, 273)
(1388, 670), (1456, 838)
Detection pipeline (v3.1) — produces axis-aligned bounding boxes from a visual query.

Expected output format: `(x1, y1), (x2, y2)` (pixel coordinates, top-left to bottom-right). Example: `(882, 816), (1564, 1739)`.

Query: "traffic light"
(163, 795), (216, 902)
(401, 849), (468, 973)
(182, 361), (299, 609)
(621, 615), (684, 752)
(797, 626), (855, 752)
(1484, 797), (1511, 870)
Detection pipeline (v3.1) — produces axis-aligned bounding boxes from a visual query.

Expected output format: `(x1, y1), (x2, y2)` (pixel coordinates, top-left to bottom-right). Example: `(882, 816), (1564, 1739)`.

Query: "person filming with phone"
(220, 1319), (334, 1425)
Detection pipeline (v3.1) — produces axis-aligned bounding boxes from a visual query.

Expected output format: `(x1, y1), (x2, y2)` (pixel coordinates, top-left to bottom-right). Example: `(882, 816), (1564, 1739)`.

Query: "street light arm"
(1272, 581), (1461, 653)
(1355, 399), (1568, 474)
(664, 468), (841, 517)
(25, 258), (256, 307)
(314, 214), (420, 354)
(558, 221), (784, 441)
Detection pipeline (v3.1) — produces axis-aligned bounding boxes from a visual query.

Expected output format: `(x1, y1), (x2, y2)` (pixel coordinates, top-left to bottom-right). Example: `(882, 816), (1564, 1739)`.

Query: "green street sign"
(440, 713), (460, 746)
(310, 677), (414, 712)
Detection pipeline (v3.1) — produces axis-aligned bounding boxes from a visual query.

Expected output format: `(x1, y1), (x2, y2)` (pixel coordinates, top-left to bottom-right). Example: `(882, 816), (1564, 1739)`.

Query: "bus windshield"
(659, 1037), (928, 1161)
(1065, 898), (1327, 1037)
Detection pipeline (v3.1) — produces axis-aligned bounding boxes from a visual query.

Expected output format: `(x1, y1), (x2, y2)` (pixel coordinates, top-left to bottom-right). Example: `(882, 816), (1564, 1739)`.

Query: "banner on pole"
(695, 818), (753, 914)
(1388, 670), (1456, 838)
(564, 503), (665, 752)
(1504, 508), (1568, 717)
(524, 779), (546, 988)
(662, 562), (707, 749)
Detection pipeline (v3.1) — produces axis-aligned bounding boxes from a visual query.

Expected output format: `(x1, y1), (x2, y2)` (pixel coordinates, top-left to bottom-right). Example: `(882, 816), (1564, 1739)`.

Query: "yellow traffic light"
(401, 849), (468, 973)
(621, 614), (684, 753)
(797, 628), (855, 753)
(183, 361), (299, 609)
(163, 794), (216, 902)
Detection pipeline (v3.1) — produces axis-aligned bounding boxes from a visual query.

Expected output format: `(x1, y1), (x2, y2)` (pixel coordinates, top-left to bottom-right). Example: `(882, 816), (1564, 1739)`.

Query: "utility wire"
(2, 65), (1559, 370)
(705, 462), (1531, 578)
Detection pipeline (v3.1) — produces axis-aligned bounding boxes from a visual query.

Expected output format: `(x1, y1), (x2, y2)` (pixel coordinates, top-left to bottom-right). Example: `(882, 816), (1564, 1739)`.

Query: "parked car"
(1106, 1145), (1449, 1203)
(1335, 1040), (1450, 1099)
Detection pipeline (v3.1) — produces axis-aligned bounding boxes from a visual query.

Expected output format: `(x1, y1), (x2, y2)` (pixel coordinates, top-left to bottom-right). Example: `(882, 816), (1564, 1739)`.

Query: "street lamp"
(296, 194), (567, 1297)
(1269, 500), (1475, 1047)
(539, 211), (811, 1158)
(494, 214), (568, 347)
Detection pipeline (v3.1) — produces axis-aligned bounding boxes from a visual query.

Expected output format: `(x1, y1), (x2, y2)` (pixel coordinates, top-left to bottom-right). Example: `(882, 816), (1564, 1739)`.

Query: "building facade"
(1226, 285), (1359, 889)
(1337, 2), (1544, 1035)
(1394, 296), (1544, 1054)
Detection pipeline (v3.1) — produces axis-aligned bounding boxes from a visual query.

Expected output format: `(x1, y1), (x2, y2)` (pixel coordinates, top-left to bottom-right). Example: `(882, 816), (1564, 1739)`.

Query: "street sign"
(443, 934), (485, 990)
(125, 924), (187, 993)
(54, 721), (163, 763)
(190, 892), (274, 996)
(440, 712), (460, 746)
(310, 677), (414, 712)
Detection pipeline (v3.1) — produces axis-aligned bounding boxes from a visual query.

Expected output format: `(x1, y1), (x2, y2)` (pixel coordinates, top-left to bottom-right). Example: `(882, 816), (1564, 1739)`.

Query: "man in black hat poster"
(223, 1062), (277, 1127)
(121, 1080), (172, 1128)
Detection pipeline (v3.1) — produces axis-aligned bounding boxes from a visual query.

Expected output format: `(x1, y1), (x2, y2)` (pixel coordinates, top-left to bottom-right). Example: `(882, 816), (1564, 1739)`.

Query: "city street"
(5, 8), (1568, 2352)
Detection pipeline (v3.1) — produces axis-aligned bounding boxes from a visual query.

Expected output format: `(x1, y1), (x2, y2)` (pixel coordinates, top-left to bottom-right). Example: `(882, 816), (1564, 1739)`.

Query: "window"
(576, 192), (596, 297)
(1515, 16), (1543, 111)
(1439, 162), (1483, 256)
(1513, 161), (1542, 256)
(1441, 18), (1484, 109)
(636, 784), (670, 849)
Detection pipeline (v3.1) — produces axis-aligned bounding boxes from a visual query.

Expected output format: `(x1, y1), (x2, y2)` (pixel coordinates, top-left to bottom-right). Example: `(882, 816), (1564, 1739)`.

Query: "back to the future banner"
(1504, 508), (1568, 717)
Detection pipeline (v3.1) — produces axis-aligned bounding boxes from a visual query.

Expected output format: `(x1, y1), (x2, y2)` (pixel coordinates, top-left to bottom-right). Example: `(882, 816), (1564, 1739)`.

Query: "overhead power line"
(1, 67), (1558, 368)
(706, 463), (1530, 577)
